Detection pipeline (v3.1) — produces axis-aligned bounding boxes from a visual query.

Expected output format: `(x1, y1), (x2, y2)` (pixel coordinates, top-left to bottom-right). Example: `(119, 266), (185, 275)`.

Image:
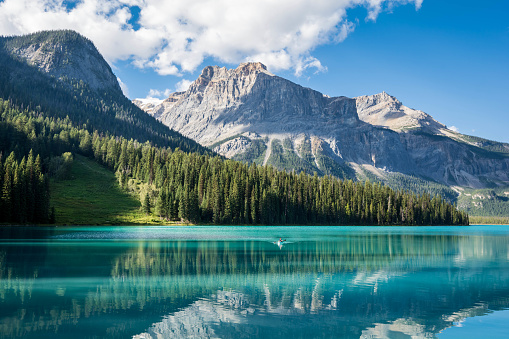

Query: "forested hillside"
(0, 98), (468, 225)
(0, 30), (468, 226)
(139, 62), (509, 194)
(0, 30), (210, 154)
(0, 149), (50, 223)
(0, 30), (210, 224)
(457, 187), (509, 217)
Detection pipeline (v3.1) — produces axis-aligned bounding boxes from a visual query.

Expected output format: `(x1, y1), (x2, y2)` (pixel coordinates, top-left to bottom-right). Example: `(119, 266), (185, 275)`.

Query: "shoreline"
(2, 223), (507, 227)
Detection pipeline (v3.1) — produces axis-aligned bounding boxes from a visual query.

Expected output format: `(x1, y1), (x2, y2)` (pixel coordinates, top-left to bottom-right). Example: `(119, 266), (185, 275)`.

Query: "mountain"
(2, 30), (119, 91)
(0, 30), (209, 153)
(0, 31), (468, 226)
(135, 62), (509, 205)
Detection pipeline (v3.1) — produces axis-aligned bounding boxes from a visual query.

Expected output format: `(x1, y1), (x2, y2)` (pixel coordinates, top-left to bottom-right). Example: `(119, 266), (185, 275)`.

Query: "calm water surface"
(0, 225), (508, 338)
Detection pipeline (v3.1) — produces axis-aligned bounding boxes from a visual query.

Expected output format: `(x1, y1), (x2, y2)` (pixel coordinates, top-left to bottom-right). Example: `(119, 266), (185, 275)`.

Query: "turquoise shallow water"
(0, 225), (508, 338)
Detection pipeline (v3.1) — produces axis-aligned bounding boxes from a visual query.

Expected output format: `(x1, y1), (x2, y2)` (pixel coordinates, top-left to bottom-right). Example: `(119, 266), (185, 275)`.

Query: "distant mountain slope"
(2, 30), (119, 91)
(355, 91), (446, 133)
(135, 62), (509, 195)
(0, 30), (210, 154)
(0, 31), (469, 226)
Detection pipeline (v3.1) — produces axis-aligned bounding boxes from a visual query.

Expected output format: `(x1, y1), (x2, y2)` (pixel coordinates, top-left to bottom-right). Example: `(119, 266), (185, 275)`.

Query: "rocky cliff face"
(2, 30), (121, 92)
(355, 91), (446, 133)
(135, 62), (509, 189)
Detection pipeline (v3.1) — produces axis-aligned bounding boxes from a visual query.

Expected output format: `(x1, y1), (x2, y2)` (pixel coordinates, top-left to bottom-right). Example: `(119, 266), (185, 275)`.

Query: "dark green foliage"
(48, 152), (73, 179)
(142, 193), (151, 215)
(361, 170), (459, 203)
(0, 97), (467, 225)
(91, 135), (467, 225)
(233, 139), (267, 165)
(0, 150), (50, 223)
(266, 139), (317, 174)
(0, 31), (211, 155)
(457, 187), (509, 217)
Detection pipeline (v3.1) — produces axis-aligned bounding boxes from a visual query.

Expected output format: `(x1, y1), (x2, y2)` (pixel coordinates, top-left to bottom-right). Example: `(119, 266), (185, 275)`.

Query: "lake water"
(1, 226), (508, 338)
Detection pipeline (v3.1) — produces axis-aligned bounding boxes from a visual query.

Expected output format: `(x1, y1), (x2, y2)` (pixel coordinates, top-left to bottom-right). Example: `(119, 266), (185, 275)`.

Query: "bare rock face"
(153, 62), (359, 147)
(132, 99), (160, 115)
(138, 62), (509, 189)
(3, 30), (121, 92)
(355, 92), (446, 133)
(213, 137), (252, 158)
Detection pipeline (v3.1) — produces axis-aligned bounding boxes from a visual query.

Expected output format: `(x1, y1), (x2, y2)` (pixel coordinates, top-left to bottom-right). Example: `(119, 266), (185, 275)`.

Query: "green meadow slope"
(51, 155), (163, 225)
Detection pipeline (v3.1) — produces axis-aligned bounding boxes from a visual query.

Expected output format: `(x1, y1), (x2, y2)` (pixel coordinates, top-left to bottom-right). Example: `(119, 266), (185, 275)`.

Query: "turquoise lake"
(1, 225), (508, 338)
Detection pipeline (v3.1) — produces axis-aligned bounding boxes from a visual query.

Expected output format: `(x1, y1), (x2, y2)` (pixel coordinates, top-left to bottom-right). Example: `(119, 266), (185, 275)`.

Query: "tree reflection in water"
(0, 227), (508, 338)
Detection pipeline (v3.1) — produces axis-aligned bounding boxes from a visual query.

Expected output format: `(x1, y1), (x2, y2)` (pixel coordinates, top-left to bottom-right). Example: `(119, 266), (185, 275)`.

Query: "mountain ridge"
(0, 30), (210, 154)
(135, 62), (509, 191)
(0, 30), (469, 226)
(2, 30), (120, 92)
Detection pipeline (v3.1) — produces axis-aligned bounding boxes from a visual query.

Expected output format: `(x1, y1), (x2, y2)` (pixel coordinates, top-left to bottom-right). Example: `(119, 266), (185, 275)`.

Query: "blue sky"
(1, 0), (508, 142)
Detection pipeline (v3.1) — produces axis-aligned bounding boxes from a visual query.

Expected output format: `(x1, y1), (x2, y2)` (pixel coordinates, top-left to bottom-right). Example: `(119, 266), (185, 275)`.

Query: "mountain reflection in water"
(0, 226), (508, 338)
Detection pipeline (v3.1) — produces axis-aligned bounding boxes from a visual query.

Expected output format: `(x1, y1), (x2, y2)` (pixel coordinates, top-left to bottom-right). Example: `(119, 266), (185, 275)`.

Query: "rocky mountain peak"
(135, 62), (509, 189)
(235, 62), (271, 75)
(1, 30), (121, 92)
(356, 91), (400, 109)
(377, 91), (397, 101)
(199, 65), (228, 80)
(355, 91), (445, 133)
(193, 62), (272, 90)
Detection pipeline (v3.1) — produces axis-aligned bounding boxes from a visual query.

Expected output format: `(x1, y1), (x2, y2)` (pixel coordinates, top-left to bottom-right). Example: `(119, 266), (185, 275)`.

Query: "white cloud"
(175, 79), (193, 92)
(117, 77), (129, 97)
(0, 0), (424, 76)
(449, 126), (459, 133)
(142, 88), (172, 100)
(148, 89), (162, 97)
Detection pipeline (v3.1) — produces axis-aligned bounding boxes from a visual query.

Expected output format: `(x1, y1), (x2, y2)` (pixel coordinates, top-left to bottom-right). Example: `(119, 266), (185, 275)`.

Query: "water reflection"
(0, 227), (508, 338)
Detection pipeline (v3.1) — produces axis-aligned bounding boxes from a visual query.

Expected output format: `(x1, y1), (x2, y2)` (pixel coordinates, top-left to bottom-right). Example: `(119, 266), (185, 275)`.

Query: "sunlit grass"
(50, 154), (175, 225)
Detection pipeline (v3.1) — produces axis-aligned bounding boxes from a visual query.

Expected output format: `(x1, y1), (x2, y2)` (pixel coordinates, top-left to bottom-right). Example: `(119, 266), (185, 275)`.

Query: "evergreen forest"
(0, 30), (469, 225)
(0, 31), (210, 154)
(0, 98), (468, 225)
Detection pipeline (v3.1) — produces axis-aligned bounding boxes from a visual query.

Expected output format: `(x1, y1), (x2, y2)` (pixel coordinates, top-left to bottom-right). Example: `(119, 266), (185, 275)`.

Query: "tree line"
(0, 150), (51, 223)
(0, 32), (210, 155)
(84, 118), (467, 225)
(0, 96), (468, 226)
(114, 146), (468, 225)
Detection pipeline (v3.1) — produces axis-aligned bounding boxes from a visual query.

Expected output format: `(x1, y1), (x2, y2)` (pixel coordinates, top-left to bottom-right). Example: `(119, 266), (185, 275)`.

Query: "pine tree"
(155, 189), (167, 219)
(2, 165), (12, 222)
(178, 189), (189, 222)
(142, 192), (151, 215)
(250, 184), (258, 224)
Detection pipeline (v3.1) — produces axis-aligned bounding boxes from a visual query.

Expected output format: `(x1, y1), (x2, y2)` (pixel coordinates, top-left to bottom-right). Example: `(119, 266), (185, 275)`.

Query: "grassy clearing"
(50, 155), (174, 225)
